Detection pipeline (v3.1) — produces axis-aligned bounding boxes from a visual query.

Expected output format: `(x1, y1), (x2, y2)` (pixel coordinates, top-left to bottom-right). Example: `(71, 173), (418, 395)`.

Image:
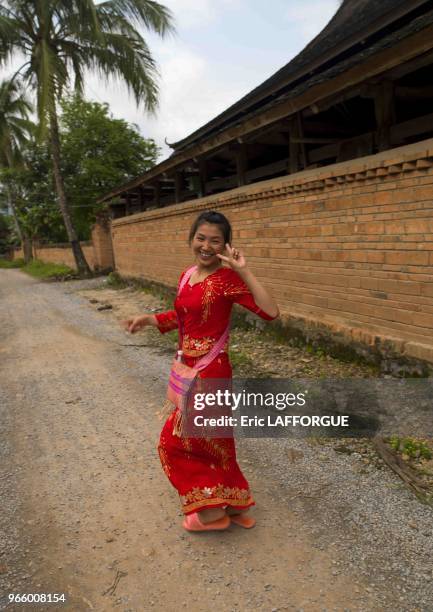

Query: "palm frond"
(84, 10), (140, 38)
(0, 76), (33, 169)
(0, 14), (21, 64)
(53, 0), (103, 44)
(31, 38), (69, 130)
(96, 0), (174, 35)
(8, 116), (35, 135)
(1, 0), (175, 124)
(6, 95), (33, 116)
(83, 32), (159, 111)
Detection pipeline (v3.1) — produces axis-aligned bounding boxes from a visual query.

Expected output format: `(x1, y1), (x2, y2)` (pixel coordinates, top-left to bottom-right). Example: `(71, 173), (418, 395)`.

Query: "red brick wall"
(12, 219), (114, 271)
(91, 219), (114, 270)
(13, 247), (24, 260)
(115, 140), (433, 365)
(32, 243), (96, 269)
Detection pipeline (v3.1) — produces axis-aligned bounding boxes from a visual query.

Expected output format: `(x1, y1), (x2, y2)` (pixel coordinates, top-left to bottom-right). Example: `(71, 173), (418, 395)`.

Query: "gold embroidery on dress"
(201, 276), (225, 322)
(201, 279), (215, 322)
(158, 443), (171, 477)
(223, 281), (248, 298)
(181, 335), (229, 357)
(197, 437), (231, 470)
(180, 436), (192, 452)
(182, 334), (215, 357)
(180, 483), (253, 512)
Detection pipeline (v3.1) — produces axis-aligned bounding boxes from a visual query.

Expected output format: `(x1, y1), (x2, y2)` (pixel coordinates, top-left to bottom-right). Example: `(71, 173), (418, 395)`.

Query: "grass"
(0, 257), (25, 268)
(0, 257), (76, 279)
(106, 271), (129, 289)
(228, 346), (254, 371)
(21, 259), (76, 280)
(388, 436), (432, 460)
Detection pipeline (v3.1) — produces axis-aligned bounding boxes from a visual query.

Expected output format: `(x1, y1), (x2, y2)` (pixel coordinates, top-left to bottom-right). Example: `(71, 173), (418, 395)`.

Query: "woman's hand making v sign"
(217, 243), (279, 318)
(217, 243), (246, 270)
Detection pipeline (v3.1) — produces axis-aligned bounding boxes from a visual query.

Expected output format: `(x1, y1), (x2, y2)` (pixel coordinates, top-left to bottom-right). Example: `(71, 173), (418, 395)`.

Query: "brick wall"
(12, 219), (114, 271)
(33, 242), (96, 269)
(108, 140), (433, 366)
(13, 247), (24, 260)
(91, 218), (114, 270)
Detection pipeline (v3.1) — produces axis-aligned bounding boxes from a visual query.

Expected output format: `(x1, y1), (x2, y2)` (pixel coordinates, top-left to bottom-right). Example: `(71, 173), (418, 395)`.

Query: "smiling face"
(191, 222), (226, 269)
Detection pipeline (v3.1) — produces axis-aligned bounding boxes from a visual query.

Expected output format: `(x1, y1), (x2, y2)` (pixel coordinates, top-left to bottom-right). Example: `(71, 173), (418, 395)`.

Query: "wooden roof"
(99, 0), (433, 204)
(172, 0), (431, 152)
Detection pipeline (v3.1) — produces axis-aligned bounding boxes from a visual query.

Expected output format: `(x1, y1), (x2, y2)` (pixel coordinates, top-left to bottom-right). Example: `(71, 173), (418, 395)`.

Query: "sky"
(3, 0), (340, 161)
(85, 0), (340, 160)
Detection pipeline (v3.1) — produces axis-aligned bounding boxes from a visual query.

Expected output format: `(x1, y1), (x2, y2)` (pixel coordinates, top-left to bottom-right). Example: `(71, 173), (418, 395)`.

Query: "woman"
(125, 211), (279, 532)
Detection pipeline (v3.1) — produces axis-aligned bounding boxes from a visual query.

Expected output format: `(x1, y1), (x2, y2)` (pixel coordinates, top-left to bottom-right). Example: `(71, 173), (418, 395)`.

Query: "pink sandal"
(229, 513), (256, 529)
(183, 512), (230, 532)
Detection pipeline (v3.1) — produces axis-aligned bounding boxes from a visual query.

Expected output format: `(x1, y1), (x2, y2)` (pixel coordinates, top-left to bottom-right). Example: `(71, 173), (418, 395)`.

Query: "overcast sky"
(85, 0), (340, 160)
(3, 1), (340, 161)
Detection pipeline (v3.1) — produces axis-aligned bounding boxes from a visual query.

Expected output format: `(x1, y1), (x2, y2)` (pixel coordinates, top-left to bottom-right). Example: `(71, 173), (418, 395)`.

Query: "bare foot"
(198, 507), (227, 523)
(226, 507), (250, 517)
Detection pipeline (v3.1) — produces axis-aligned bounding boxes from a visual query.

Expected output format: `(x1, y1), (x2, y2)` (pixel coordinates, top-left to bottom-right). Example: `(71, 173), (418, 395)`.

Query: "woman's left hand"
(217, 243), (247, 270)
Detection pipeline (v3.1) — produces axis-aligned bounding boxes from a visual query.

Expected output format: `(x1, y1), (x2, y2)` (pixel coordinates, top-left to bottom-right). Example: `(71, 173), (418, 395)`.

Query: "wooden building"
(100, 0), (433, 216)
(95, 0), (433, 371)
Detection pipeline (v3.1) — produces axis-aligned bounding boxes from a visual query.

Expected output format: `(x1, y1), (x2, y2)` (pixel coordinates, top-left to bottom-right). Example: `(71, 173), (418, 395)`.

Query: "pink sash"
(166, 266), (230, 412)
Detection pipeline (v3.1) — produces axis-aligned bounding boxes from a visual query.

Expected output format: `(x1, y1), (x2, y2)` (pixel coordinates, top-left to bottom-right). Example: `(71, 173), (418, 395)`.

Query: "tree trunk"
(23, 236), (33, 263)
(48, 108), (91, 276)
(7, 186), (32, 263)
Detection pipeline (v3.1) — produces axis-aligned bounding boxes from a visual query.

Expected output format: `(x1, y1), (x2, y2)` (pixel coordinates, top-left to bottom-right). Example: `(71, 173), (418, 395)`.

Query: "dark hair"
(188, 210), (232, 245)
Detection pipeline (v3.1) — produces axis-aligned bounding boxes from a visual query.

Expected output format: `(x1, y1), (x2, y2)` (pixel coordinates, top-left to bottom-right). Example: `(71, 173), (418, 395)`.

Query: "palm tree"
(0, 78), (34, 262)
(0, 0), (174, 275)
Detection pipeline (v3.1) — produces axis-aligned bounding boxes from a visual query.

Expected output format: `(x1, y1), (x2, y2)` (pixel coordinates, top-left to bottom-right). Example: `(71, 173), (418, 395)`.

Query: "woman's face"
(191, 222), (226, 268)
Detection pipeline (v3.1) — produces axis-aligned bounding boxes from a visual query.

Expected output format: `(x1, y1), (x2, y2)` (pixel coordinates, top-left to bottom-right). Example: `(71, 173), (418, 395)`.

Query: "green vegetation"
(0, 0), (174, 273)
(232, 305), (431, 376)
(106, 272), (129, 289)
(58, 96), (160, 240)
(0, 213), (13, 254)
(139, 285), (174, 310)
(0, 258), (24, 268)
(388, 436), (432, 460)
(21, 260), (76, 281)
(2, 97), (160, 247)
(0, 79), (35, 262)
(232, 306), (378, 372)
(228, 347), (254, 371)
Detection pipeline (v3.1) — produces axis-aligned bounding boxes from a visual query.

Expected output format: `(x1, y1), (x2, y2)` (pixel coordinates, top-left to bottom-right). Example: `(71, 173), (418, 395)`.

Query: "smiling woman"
(123, 210), (279, 532)
(189, 210), (231, 271)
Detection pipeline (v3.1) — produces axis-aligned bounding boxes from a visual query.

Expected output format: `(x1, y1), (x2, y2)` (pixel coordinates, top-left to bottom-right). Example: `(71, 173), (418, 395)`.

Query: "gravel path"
(0, 270), (431, 612)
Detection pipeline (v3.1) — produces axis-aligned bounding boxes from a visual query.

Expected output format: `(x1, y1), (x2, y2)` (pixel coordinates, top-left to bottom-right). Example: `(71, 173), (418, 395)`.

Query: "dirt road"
(0, 271), (431, 612)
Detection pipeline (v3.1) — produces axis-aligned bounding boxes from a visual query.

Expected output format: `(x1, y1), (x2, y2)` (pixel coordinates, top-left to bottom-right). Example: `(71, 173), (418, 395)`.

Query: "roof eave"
(171, 0), (431, 152)
(99, 17), (433, 204)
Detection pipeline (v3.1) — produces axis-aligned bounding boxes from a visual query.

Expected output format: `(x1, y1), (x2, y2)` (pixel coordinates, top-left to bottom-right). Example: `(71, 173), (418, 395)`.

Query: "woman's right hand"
(122, 314), (150, 333)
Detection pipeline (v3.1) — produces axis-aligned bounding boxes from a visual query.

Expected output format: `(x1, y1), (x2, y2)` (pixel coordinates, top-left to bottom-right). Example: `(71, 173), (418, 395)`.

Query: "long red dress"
(156, 266), (275, 515)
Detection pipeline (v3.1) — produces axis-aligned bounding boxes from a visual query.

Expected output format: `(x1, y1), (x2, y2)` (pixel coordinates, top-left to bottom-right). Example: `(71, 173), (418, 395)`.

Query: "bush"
(106, 271), (128, 288)
(389, 436), (432, 460)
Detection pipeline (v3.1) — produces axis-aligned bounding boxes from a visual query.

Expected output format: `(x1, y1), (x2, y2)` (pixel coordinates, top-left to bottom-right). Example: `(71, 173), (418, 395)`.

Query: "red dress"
(156, 266), (275, 515)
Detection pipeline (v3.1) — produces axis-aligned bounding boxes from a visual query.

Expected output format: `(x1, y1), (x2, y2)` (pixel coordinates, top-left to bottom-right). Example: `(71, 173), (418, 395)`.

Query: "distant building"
(100, 0), (433, 216)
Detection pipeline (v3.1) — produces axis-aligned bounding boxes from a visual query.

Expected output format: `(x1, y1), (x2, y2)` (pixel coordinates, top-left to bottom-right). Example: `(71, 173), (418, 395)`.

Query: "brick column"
(91, 215), (114, 271)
